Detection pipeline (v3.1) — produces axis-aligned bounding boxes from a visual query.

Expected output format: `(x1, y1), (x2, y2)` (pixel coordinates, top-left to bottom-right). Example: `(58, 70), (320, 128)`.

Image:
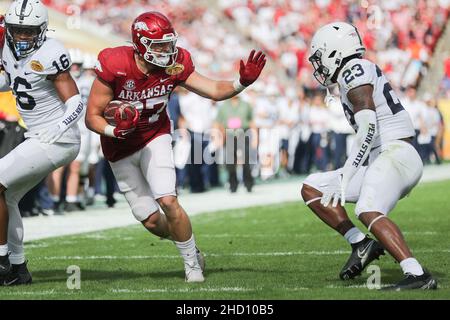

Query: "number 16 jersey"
(1, 37), (80, 143)
(337, 58), (415, 148)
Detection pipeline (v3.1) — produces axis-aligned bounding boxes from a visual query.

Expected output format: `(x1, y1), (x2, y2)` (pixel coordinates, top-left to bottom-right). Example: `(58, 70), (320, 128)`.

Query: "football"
(103, 100), (138, 126)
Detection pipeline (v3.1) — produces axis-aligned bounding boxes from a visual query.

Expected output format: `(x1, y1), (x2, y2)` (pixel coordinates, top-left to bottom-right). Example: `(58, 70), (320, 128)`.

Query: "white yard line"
(23, 164), (450, 242)
(33, 249), (450, 260)
(111, 287), (259, 294)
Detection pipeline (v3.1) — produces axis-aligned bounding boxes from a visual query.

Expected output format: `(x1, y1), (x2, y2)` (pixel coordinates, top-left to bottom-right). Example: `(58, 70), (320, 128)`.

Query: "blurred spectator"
(215, 95), (255, 193)
(179, 90), (217, 193)
(309, 92), (330, 172)
(277, 87), (301, 176)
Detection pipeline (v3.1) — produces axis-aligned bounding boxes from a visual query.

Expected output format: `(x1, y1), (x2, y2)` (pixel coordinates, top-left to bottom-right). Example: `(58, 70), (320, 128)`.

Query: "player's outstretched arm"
(181, 50), (266, 101)
(37, 71), (84, 144)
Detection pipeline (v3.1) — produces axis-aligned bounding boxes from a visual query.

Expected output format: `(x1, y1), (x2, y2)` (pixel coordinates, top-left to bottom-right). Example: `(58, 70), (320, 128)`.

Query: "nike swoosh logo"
(3, 277), (19, 286)
(160, 77), (171, 83)
(357, 242), (373, 265)
(24, 72), (33, 75)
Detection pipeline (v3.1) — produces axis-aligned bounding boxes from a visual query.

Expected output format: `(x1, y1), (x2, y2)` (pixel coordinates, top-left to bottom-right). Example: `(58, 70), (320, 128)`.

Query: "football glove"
(112, 107), (139, 139)
(238, 50), (266, 87)
(320, 173), (347, 208)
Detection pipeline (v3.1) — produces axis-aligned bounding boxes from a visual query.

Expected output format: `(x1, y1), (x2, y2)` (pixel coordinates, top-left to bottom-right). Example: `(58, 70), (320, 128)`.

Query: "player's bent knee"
(141, 210), (161, 230)
(157, 195), (178, 212)
(301, 183), (321, 202)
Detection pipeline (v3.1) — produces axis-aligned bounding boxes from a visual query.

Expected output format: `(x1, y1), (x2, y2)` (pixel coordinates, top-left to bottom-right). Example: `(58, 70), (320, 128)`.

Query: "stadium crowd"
(0, 0), (448, 217)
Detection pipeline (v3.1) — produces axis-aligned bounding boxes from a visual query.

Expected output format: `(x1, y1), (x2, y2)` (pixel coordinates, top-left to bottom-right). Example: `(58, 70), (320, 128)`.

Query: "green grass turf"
(1, 180), (449, 300)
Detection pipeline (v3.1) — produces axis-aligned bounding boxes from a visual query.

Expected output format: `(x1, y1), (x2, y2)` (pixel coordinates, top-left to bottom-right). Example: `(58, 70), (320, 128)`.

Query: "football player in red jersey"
(86, 12), (266, 282)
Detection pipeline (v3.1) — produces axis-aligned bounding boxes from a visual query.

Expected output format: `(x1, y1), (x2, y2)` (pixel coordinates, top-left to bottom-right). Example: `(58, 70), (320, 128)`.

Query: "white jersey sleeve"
(338, 59), (376, 96)
(29, 38), (72, 76)
(337, 58), (415, 148)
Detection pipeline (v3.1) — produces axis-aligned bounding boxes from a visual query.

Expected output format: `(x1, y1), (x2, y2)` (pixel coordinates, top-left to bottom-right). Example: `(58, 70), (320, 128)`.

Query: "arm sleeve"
(58, 94), (85, 130)
(341, 109), (377, 186)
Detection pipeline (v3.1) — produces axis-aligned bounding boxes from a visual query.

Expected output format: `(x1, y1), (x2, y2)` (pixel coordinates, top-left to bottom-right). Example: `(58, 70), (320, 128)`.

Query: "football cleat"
(383, 269), (437, 291)
(1, 261), (32, 286)
(340, 236), (385, 280)
(0, 254), (11, 276)
(185, 261), (204, 283)
(196, 246), (205, 272)
(185, 247), (205, 283)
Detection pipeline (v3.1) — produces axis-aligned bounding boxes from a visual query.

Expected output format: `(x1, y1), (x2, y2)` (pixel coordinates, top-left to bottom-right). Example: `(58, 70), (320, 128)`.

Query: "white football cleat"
(196, 246), (205, 272)
(185, 261), (204, 283)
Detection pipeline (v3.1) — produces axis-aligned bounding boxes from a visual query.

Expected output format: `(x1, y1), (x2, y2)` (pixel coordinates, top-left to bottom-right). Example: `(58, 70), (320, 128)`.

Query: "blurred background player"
(0, 0), (84, 285)
(86, 12), (265, 282)
(301, 22), (437, 290)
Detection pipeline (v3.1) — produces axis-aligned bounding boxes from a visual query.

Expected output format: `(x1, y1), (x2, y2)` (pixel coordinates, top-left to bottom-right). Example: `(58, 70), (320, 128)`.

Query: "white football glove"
(320, 173), (347, 207)
(324, 89), (337, 108)
(38, 124), (66, 144)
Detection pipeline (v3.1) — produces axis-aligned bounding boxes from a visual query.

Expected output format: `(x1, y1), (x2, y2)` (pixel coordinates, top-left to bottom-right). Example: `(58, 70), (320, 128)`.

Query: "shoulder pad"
(28, 38), (72, 75)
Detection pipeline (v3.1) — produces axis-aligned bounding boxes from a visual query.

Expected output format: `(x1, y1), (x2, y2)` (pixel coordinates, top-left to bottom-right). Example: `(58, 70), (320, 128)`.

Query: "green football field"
(0, 180), (449, 300)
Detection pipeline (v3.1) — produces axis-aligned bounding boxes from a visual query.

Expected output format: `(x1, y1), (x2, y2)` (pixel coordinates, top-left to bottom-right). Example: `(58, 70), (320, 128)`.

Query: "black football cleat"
(1, 261), (32, 286)
(340, 236), (385, 280)
(383, 269), (437, 291)
(0, 254), (11, 276)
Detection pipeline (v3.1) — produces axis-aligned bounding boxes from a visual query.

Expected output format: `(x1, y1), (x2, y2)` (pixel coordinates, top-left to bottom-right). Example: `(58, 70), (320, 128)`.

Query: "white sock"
(0, 244), (8, 256)
(400, 257), (424, 276)
(9, 252), (25, 265)
(174, 234), (197, 265)
(66, 195), (78, 203)
(344, 227), (366, 244)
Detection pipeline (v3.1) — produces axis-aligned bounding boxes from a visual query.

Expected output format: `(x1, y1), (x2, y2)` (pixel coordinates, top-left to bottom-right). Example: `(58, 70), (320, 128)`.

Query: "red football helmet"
(131, 12), (178, 68)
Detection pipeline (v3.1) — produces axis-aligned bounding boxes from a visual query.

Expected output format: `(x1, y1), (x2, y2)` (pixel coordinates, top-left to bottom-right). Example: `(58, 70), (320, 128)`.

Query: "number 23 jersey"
(1, 37), (80, 143)
(337, 58), (415, 148)
(95, 46), (195, 162)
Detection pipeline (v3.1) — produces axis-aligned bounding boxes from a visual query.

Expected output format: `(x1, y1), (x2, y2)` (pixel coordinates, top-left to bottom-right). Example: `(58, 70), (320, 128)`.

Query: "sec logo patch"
(124, 79), (136, 90)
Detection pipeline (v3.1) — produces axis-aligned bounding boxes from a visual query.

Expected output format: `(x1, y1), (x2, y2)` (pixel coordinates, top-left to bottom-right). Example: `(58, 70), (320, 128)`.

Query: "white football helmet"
(5, 0), (49, 58)
(309, 22), (366, 86)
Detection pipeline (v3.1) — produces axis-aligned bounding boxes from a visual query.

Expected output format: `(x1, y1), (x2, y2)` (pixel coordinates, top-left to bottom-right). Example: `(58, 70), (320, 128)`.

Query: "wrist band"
(233, 79), (246, 93)
(104, 125), (116, 137)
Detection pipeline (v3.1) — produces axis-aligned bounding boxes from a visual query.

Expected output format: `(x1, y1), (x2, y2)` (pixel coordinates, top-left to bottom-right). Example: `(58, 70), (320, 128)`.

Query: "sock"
(66, 195), (78, 203)
(9, 252), (25, 265)
(344, 227), (366, 244)
(51, 195), (60, 203)
(0, 244), (8, 256)
(174, 234), (197, 265)
(400, 257), (424, 276)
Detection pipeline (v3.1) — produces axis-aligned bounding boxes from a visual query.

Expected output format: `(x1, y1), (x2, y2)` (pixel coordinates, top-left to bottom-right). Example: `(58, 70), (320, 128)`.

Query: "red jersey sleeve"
(173, 47), (195, 83)
(95, 48), (117, 85)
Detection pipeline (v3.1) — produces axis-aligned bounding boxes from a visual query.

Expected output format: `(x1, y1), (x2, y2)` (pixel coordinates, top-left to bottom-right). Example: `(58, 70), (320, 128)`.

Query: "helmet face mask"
(132, 12), (179, 68)
(4, 0), (49, 59)
(309, 49), (331, 86)
(6, 23), (46, 58)
(140, 33), (178, 68)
